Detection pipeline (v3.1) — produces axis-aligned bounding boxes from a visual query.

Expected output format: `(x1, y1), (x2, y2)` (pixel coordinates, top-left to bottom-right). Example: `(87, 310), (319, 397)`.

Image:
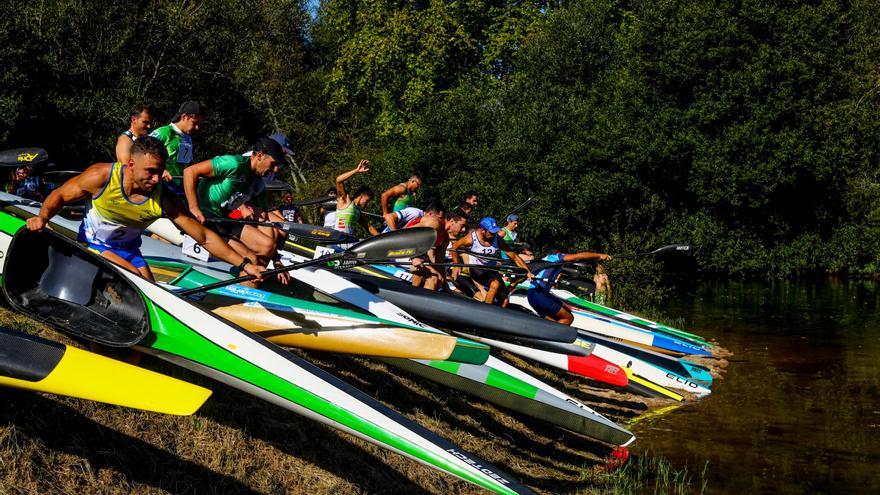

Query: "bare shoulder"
(75, 163), (114, 193)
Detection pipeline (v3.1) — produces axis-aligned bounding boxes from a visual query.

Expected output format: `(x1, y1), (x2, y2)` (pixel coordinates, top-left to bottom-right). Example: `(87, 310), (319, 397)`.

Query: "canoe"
(0, 213), (535, 495)
(383, 356), (635, 446)
(459, 333), (686, 401)
(0, 326), (211, 415)
(549, 287), (712, 346)
(507, 292), (711, 356)
(331, 271), (578, 344)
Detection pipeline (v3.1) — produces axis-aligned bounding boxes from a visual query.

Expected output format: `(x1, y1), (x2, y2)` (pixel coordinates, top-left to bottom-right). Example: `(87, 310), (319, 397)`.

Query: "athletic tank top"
(335, 201), (360, 234)
(392, 186), (413, 212)
(122, 130), (136, 141)
(469, 230), (499, 266)
(81, 163), (164, 250)
(530, 253), (565, 292)
(383, 206), (423, 232)
(323, 210), (337, 228)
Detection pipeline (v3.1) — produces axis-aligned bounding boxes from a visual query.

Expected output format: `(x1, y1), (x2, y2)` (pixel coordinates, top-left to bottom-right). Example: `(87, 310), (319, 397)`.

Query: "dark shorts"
(470, 267), (503, 288)
(527, 289), (563, 318)
(207, 219), (245, 240)
(87, 244), (148, 269)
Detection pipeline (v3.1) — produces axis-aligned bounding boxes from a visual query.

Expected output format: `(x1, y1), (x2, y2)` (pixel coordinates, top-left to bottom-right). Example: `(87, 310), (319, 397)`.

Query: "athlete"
(528, 248), (611, 325)
(321, 187), (338, 228)
(150, 101), (205, 185)
(450, 217), (532, 305)
(115, 103), (152, 163)
(382, 206), (424, 232)
(380, 173), (422, 229)
(400, 202), (444, 289)
(278, 193), (304, 224)
(334, 160), (379, 237)
(498, 214), (519, 242)
(184, 137), (287, 272)
(26, 137), (265, 283)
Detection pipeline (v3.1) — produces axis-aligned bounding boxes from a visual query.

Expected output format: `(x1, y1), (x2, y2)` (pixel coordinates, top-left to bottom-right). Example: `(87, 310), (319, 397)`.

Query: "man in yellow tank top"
(26, 137), (266, 283)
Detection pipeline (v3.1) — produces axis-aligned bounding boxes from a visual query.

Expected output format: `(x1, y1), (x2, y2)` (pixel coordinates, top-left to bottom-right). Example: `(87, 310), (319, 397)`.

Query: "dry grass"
(0, 307), (719, 494)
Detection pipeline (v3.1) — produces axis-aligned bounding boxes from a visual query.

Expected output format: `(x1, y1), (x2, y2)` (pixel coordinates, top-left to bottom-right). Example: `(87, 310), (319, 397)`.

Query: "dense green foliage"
(1, 0), (878, 281)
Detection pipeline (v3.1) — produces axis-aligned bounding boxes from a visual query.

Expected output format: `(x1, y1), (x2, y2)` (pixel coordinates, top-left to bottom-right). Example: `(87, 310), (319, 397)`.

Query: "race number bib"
(182, 234), (210, 261)
(177, 138), (194, 165)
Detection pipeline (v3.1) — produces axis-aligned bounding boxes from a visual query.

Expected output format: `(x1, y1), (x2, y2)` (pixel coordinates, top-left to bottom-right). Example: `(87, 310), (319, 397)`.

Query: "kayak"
(0, 214), (535, 494)
(0, 326), (211, 415)
(550, 287), (712, 346)
(332, 271), (578, 344)
(507, 292), (711, 356)
(572, 337), (711, 398)
(459, 333), (685, 402)
(148, 260), (489, 365)
(383, 356), (635, 446)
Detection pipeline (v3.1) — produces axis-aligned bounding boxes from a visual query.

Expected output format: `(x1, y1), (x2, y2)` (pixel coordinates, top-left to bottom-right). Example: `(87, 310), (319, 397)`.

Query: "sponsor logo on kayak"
(397, 312), (427, 328)
(221, 285), (268, 300)
(386, 248), (416, 257)
(17, 152), (39, 162)
(665, 372), (700, 389)
(310, 229), (330, 237)
(446, 449), (510, 485)
(604, 365), (620, 375)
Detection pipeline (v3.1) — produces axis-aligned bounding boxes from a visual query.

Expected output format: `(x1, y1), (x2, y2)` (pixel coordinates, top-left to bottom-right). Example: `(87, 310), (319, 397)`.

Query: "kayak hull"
(0, 326), (211, 415)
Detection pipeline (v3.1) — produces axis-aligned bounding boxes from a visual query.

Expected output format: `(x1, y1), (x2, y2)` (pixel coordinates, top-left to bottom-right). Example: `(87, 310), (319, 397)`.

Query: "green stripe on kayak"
(485, 368), (539, 399)
(144, 302), (520, 495)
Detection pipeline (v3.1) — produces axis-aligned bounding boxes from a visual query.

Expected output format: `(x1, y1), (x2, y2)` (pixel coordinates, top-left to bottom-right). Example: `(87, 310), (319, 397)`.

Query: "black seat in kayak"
(2, 230), (150, 347)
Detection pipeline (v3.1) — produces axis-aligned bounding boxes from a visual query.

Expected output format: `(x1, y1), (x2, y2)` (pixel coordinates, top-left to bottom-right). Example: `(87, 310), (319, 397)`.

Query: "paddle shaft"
(177, 253), (342, 296)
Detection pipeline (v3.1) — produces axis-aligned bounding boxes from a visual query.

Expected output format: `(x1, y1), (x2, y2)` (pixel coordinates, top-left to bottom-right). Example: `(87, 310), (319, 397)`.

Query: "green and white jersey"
(335, 201), (360, 235)
(196, 155), (264, 217)
(149, 123), (193, 179)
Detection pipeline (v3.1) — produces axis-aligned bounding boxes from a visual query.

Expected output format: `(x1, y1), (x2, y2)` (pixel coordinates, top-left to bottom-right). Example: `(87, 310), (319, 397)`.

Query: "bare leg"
(545, 305), (574, 326)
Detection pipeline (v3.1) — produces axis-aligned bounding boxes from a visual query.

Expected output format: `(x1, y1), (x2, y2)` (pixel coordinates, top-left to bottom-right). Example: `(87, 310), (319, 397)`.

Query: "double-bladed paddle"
(178, 227), (437, 296)
(205, 218), (357, 244)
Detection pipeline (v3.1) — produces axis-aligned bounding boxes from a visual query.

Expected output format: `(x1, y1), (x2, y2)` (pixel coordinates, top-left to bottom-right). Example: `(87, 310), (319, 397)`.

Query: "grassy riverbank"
(0, 307), (710, 494)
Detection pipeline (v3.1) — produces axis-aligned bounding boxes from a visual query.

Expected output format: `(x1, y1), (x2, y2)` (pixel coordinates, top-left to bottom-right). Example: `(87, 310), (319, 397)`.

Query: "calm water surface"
(632, 280), (880, 494)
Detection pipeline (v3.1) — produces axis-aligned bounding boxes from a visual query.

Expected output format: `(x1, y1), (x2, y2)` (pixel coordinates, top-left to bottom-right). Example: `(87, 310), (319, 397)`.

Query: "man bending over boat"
(334, 160), (379, 237)
(528, 248), (610, 325)
(184, 137), (288, 277)
(400, 202), (444, 289)
(380, 173), (422, 231)
(26, 136), (266, 283)
(450, 217), (533, 305)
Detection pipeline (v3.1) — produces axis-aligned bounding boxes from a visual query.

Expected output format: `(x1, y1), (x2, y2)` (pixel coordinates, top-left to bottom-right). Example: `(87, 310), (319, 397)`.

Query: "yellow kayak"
(0, 326), (211, 415)
(205, 296), (459, 360)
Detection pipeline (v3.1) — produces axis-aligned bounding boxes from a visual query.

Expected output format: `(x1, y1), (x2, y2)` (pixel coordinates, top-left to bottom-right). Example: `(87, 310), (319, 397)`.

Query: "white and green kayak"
(0, 209), (535, 495)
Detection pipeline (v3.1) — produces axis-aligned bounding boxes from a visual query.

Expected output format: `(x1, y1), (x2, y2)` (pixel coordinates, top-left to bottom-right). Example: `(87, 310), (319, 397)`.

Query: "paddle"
(502, 195), (535, 220)
(204, 218), (357, 244)
(531, 244), (693, 272)
(178, 227), (437, 296)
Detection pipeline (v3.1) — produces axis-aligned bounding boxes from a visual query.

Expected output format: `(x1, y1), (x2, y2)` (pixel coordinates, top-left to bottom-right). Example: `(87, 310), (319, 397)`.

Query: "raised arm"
(335, 159), (369, 208)
(27, 164), (110, 232)
(163, 193), (265, 280)
(183, 159), (215, 223)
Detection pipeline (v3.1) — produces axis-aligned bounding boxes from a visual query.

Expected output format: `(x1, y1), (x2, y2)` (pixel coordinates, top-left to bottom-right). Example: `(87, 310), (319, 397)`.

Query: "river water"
(631, 280), (880, 494)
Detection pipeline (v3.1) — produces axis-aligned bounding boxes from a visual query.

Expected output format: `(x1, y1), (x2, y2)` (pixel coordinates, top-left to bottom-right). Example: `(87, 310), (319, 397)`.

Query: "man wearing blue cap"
(450, 216), (532, 305)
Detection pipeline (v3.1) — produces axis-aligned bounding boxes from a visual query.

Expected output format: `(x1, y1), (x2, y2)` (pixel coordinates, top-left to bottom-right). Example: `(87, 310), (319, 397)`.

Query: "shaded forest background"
(2, 0), (879, 282)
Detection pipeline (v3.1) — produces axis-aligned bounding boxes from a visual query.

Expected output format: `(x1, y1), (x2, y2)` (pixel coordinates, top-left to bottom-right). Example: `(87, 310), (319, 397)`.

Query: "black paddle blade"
(650, 244), (692, 256)
(0, 148), (50, 168)
(284, 223), (357, 244)
(346, 227), (436, 260)
(293, 195), (336, 207)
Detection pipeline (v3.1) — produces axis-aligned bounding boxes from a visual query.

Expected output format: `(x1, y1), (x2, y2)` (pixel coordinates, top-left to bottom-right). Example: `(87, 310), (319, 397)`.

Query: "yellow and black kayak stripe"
(285, 240), (393, 279)
(623, 368), (685, 401)
(0, 327), (211, 415)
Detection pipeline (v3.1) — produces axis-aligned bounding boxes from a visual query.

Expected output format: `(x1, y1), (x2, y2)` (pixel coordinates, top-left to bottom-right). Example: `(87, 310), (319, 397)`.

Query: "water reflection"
(632, 280), (880, 494)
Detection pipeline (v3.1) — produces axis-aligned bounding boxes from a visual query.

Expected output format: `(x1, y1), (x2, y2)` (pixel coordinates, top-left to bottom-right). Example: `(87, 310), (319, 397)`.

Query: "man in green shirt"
(150, 101), (206, 186)
(183, 137), (286, 274)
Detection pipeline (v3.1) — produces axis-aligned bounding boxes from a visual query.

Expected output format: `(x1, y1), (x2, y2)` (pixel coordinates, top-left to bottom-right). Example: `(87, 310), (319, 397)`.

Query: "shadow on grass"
(0, 392), (259, 495)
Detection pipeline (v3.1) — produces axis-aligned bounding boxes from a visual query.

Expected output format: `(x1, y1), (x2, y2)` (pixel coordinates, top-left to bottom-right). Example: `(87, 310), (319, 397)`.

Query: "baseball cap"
(506, 214), (519, 222)
(253, 137), (286, 166)
(269, 132), (293, 155)
(176, 100), (207, 116)
(479, 217), (501, 234)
